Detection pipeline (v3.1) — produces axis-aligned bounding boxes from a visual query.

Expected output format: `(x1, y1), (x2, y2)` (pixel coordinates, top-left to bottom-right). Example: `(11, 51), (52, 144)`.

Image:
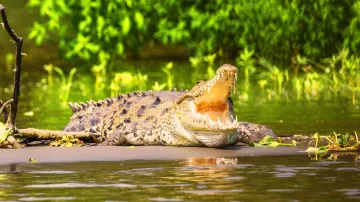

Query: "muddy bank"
(0, 145), (306, 165)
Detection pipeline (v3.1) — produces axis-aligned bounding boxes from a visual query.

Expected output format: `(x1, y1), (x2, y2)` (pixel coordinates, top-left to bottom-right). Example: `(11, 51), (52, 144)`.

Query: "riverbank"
(0, 145), (306, 165)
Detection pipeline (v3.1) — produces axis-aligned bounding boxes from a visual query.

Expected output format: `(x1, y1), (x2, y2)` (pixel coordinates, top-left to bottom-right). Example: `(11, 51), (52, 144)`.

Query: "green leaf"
(0, 122), (11, 144)
(121, 16), (131, 35)
(317, 146), (328, 154)
(117, 43), (124, 55)
(253, 135), (295, 147)
(135, 11), (144, 29)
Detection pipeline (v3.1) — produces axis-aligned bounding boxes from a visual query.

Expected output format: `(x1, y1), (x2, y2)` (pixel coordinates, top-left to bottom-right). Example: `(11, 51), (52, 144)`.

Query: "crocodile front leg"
(236, 122), (276, 145)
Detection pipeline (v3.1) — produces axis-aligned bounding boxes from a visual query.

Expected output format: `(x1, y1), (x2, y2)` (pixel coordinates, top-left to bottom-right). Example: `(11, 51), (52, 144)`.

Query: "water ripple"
(182, 189), (244, 195)
(335, 167), (360, 171)
(148, 197), (184, 201)
(18, 197), (75, 201)
(24, 183), (136, 188)
(267, 189), (298, 192)
(28, 171), (76, 174)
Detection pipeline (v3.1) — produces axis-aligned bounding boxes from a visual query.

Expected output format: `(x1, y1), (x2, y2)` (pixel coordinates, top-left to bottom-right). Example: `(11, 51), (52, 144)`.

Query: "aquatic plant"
(253, 135), (296, 147)
(152, 82), (166, 91)
(54, 67), (77, 104)
(306, 132), (360, 154)
(231, 48), (360, 104)
(236, 48), (256, 85)
(258, 59), (285, 95)
(162, 62), (174, 90)
(203, 53), (216, 79)
(110, 71), (148, 96)
(43, 64), (54, 86)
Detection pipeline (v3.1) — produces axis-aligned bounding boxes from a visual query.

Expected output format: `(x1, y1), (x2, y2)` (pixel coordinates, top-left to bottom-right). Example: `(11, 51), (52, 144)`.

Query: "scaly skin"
(63, 64), (276, 147)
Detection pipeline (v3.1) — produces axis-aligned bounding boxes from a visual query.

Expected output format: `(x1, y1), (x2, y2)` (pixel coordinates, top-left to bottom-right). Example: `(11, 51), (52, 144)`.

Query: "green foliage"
(43, 64), (54, 86)
(306, 131), (360, 156)
(237, 48), (360, 103)
(53, 66), (77, 104)
(110, 71), (148, 96)
(253, 135), (296, 147)
(28, 0), (360, 67)
(236, 48), (256, 84)
(162, 62), (174, 90)
(152, 82), (166, 91)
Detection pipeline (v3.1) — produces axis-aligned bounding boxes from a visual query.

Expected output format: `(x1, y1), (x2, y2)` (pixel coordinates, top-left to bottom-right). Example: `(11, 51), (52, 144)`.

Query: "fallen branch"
(0, 4), (24, 129)
(0, 99), (13, 121)
(17, 128), (99, 142)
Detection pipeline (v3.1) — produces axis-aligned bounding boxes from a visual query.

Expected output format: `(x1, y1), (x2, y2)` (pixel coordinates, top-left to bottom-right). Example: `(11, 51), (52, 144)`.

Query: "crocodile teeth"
(235, 73), (238, 81)
(217, 117), (221, 124)
(235, 116), (238, 122)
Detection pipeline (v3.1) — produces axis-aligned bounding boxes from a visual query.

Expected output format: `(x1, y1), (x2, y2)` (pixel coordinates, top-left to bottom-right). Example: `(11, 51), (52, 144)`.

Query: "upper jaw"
(194, 65), (238, 98)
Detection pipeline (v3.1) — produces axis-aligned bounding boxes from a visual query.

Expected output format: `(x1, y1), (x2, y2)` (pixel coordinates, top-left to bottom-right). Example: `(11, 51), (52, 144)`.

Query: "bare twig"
(0, 99), (13, 121)
(17, 128), (99, 142)
(0, 4), (24, 129)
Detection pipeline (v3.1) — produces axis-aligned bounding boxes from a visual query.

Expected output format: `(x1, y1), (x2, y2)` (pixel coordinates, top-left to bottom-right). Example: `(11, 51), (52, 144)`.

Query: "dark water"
(0, 156), (360, 201)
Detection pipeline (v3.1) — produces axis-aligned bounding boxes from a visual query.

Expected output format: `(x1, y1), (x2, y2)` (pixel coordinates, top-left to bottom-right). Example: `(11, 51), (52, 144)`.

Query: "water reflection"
(0, 156), (359, 201)
(308, 152), (360, 161)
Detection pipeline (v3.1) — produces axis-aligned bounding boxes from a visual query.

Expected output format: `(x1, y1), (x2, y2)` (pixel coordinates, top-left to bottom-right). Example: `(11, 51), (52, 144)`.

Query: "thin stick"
(0, 4), (24, 129)
(0, 99), (13, 119)
(17, 128), (99, 141)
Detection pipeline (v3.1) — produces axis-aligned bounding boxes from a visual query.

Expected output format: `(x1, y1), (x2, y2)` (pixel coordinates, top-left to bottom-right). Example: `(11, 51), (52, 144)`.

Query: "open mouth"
(194, 65), (238, 125)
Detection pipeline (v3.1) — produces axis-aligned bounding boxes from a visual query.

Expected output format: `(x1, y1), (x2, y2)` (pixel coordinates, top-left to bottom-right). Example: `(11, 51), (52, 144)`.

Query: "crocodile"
(63, 64), (276, 147)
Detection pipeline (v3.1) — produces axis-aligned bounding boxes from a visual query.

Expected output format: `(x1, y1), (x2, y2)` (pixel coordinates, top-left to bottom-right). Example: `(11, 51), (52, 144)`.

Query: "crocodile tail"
(68, 99), (104, 114)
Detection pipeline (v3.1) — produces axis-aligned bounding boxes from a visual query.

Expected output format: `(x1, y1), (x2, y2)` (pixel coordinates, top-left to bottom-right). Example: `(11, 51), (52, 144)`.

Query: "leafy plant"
(253, 135), (296, 147)
(43, 64), (54, 86)
(152, 82), (166, 91)
(236, 48), (256, 85)
(110, 71), (148, 96)
(305, 132), (360, 155)
(162, 62), (174, 90)
(54, 66), (77, 104)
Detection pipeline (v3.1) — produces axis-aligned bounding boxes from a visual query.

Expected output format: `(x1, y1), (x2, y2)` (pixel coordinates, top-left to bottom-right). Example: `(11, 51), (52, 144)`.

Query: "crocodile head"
(173, 64), (238, 147)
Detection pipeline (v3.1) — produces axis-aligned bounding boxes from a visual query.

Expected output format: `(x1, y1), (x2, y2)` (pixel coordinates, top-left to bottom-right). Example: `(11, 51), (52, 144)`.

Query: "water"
(0, 156), (360, 201)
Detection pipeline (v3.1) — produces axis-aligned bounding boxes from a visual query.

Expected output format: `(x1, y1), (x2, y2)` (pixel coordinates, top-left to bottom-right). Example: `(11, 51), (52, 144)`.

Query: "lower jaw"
(195, 131), (237, 147)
